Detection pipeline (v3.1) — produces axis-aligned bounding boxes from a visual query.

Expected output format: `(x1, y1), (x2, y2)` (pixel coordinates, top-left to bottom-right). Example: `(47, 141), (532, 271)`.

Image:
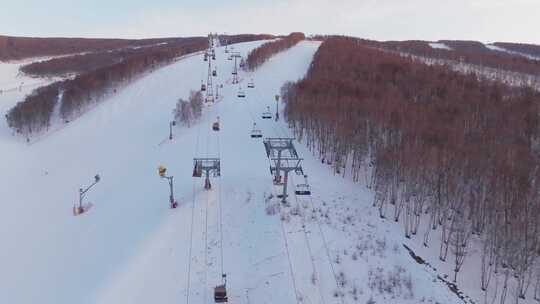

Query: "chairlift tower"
(206, 58), (214, 102)
(232, 56), (239, 84)
(270, 157), (303, 203)
(192, 158), (221, 190)
(263, 138), (303, 202)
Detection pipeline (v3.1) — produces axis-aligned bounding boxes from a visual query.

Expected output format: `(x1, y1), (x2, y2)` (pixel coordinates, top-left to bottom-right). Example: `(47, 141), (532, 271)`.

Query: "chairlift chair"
(247, 81), (255, 88)
(250, 123), (262, 138)
(212, 117), (220, 131)
(201, 82), (207, 92)
(262, 107), (272, 119)
(214, 274), (228, 303)
(213, 70), (217, 77)
(237, 88), (246, 98)
(295, 175), (311, 195)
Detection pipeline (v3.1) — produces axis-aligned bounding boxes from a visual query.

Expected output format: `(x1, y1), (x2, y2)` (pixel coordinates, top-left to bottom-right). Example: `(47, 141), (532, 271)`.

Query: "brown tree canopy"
(0, 35), (190, 61)
(6, 38), (208, 136)
(283, 36), (540, 291)
(245, 32), (305, 71)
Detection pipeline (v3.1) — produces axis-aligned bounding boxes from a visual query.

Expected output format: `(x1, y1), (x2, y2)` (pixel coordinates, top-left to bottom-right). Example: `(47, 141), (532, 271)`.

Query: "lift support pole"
(270, 157), (303, 203)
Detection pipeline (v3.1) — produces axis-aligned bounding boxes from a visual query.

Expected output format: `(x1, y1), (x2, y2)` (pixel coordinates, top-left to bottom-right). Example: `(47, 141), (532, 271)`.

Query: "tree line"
(6, 38), (208, 137)
(218, 34), (275, 47)
(493, 42), (540, 58)
(0, 35), (187, 61)
(245, 32), (305, 71)
(19, 38), (203, 77)
(282, 36), (540, 302)
(373, 39), (540, 77)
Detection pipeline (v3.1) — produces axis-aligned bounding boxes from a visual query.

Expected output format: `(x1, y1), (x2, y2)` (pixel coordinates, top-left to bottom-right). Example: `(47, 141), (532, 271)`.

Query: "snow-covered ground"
(0, 40), (463, 304)
(485, 43), (540, 61)
(428, 42), (452, 50)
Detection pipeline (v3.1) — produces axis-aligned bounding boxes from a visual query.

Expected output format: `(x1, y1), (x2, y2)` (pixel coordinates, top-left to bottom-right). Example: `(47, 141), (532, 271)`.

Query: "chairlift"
(262, 107), (272, 119)
(250, 123), (262, 138)
(212, 54), (216, 60)
(205, 95), (214, 103)
(204, 53), (208, 61)
(201, 82), (207, 92)
(237, 88), (246, 98)
(214, 274), (228, 303)
(212, 70), (217, 77)
(247, 80), (255, 88)
(239, 58), (246, 68)
(212, 117), (220, 131)
(295, 175), (311, 195)
(214, 285), (228, 303)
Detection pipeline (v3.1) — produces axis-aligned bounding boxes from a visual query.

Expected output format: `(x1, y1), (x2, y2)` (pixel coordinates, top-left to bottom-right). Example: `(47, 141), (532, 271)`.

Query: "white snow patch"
(429, 42), (452, 50)
(485, 43), (540, 61)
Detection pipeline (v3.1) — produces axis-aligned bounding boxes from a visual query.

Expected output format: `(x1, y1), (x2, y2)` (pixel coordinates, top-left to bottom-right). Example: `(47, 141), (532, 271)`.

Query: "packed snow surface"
(485, 43), (540, 61)
(428, 42), (452, 50)
(0, 40), (461, 304)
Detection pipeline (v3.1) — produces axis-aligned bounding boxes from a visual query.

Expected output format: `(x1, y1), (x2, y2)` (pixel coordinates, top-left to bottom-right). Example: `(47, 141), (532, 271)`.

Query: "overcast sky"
(1, 0), (539, 44)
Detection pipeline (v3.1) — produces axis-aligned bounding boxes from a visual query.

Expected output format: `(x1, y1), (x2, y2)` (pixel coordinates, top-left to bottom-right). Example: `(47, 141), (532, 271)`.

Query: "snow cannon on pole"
(158, 165), (178, 209)
(73, 174), (100, 216)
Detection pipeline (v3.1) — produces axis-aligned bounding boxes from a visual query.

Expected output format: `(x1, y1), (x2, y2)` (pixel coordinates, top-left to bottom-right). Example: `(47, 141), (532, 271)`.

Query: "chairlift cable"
(289, 173), (327, 304)
(186, 105), (204, 304)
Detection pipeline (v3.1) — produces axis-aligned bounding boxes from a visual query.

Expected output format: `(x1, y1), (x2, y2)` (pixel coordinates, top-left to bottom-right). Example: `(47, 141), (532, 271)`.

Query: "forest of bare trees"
(218, 34), (275, 47)
(372, 39), (540, 77)
(494, 42), (540, 58)
(19, 38), (204, 77)
(245, 32), (305, 71)
(6, 39), (208, 136)
(6, 33), (276, 137)
(0, 35), (188, 61)
(282, 37), (540, 302)
(173, 90), (203, 127)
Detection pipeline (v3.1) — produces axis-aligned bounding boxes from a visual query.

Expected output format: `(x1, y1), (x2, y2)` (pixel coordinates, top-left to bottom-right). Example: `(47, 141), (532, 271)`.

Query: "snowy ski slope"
(0, 40), (461, 304)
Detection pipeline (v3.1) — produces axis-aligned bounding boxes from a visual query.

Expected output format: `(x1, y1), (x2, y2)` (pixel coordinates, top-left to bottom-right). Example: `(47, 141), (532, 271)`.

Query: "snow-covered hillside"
(0, 40), (462, 304)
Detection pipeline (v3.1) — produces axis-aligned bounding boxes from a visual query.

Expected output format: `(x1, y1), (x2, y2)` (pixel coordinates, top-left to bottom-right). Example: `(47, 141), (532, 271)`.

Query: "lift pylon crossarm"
(270, 157), (303, 169)
(193, 158), (221, 189)
(263, 138), (298, 158)
(192, 158), (221, 175)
